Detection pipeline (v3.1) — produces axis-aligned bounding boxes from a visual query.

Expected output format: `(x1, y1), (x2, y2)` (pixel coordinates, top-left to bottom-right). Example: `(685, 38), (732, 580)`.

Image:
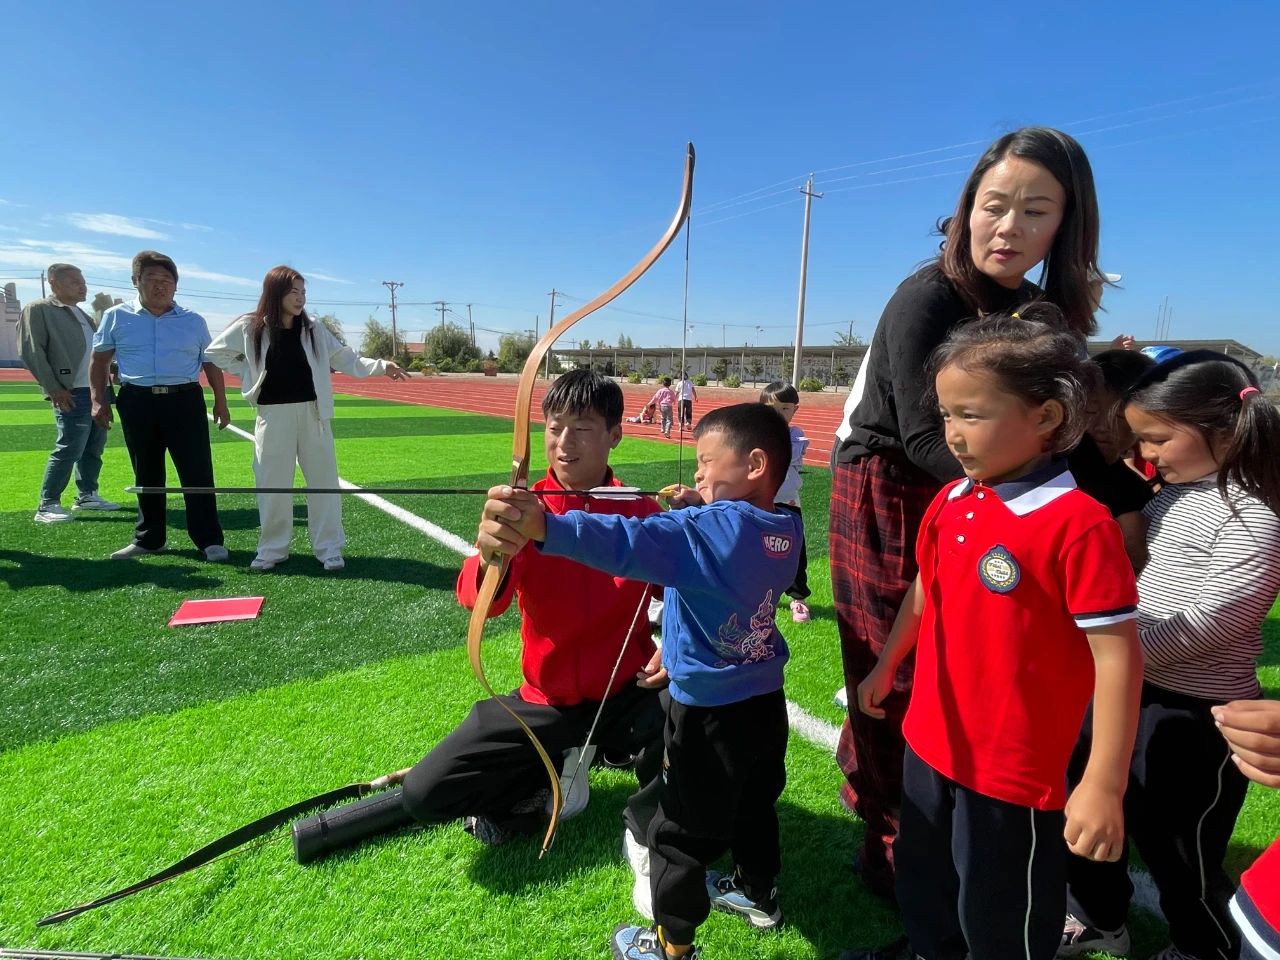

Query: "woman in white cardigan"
(207, 266), (405, 571)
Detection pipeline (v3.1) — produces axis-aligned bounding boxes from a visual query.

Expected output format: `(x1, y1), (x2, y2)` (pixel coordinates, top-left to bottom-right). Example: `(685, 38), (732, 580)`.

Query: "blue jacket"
(540, 500), (801, 706)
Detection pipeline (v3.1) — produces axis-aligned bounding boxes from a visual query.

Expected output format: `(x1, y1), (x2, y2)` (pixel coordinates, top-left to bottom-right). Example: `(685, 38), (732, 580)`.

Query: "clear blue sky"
(3, 1), (1278, 355)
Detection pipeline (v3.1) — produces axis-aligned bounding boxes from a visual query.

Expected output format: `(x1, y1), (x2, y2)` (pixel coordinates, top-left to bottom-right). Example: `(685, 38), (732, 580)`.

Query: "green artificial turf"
(1, 381), (1277, 960)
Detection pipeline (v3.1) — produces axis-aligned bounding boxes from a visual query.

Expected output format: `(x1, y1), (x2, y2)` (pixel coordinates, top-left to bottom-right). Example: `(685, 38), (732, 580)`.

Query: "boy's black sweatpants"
(896, 746), (1066, 960)
(646, 688), (788, 946)
(1065, 683), (1250, 960)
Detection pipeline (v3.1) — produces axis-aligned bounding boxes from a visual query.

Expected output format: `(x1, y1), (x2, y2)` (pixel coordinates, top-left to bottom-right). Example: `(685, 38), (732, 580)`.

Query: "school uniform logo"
(977, 544), (1020, 594)
(761, 534), (793, 557)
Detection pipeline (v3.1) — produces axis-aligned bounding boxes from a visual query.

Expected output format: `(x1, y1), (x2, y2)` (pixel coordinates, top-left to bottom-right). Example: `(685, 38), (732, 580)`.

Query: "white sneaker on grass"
(203, 545), (230, 563)
(1058, 913), (1130, 957)
(548, 746), (596, 822)
(34, 503), (73, 523)
(250, 557), (277, 572)
(322, 556), (345, 571)
(111, 542), (161, 559)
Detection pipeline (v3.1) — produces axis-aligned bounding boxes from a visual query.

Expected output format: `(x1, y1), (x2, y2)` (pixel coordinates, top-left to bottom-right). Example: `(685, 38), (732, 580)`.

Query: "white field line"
(216, 413), (1162, 918)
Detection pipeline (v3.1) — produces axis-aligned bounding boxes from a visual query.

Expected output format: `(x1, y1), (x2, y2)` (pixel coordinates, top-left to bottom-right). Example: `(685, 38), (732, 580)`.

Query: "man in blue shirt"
(90, 250), (230, 561)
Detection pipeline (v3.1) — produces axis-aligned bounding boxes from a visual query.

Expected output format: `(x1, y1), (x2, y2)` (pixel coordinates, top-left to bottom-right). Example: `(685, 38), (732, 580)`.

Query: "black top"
(257, 322), (317, 406)
(1067, 434), (1153, 518)
(836, 265), (1036, 480)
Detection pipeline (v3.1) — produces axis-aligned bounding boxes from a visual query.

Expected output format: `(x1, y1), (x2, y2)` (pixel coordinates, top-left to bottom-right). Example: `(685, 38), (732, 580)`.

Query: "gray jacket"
(18, 298), (97, 396)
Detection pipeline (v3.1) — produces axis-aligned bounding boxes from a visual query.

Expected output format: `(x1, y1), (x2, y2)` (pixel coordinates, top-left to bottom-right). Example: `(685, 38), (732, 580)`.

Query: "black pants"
(401, 683), (664, 832)
(679, 398), (693, 427)
(777, 503), (810, 601)
(1066, 683), (1249, 960)
(647, 689), (788, 946)
(116, 384), (222, 551)
(896, 746), (1066, 960)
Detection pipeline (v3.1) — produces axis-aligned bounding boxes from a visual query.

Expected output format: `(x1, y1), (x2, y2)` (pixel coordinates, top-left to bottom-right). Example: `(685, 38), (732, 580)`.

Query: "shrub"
(725, 374), (742, 388)
(436, 358), (456, 373)
(798, 376), (825, 392)
(693, 374), (708, 386)
(408, 359), (427, 372)
(627, 372), (642, 384)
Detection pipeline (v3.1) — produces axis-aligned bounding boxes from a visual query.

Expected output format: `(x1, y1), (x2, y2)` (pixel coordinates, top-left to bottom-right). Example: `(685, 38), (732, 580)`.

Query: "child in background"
(760, 380), (812, 621)
(651, 377), (676, 438)
(627, 400), (657, 425)
(485, 403), (801, 960)
(854, 308), (1144, 960)
(1062, 351), (1280, 960)
(1067, 348), (1157, 569)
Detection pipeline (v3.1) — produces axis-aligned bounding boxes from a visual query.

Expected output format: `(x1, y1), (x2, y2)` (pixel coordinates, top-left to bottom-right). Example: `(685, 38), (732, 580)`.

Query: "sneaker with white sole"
(203, 545), (230, 563)
(34, 503), (73, 523)
(1058, 913), (1130, 957)
(624, 828), (652, 920)
(610, 924), (700, 960)
(790, 598), (811, 622)
(706, 868), (782, 929)
(322, 556), (345, 571)
(73, 492), (121, 511)
(548, 746), (595, 822)
(111, 542), (161, 559)
(250, 557), (277, 571)
(834, 686), (849, 710)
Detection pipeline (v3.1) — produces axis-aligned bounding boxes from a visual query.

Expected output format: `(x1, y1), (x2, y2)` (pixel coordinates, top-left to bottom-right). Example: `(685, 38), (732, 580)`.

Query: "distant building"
(0, 283), (22, 367)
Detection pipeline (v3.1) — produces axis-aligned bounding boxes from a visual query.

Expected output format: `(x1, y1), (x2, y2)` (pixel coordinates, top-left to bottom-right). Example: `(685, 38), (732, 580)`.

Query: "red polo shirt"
(1233, 839), (1280, 957)
(902, 463), (1139, 810)
(456, 469), (661, 707)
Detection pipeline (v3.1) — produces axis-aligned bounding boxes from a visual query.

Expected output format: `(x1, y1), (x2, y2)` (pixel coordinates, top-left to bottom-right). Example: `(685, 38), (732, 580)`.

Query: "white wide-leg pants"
(253, 401), (343, 562)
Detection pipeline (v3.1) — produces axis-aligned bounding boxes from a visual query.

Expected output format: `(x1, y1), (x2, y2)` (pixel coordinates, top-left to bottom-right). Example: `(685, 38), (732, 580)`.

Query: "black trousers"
(777, 503), (810, 601)
(1066, 683), (1249, 960)
(896, 746), (1066, 960)
(116, 384), (222, 551)
(400, 683), (664, 832)
(647, 689), (788, 946)
(679, 398), (693, 427)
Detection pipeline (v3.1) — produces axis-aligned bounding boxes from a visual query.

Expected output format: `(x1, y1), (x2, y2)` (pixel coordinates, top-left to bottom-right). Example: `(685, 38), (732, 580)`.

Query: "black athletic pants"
(647, 688), (788, 946)
(896, 746), (1066, 960)
(116, 384), (223, 551)
(777, 503), (810, 601)
(1066, 683), (1250, 960)
(401, 683), (664, 832)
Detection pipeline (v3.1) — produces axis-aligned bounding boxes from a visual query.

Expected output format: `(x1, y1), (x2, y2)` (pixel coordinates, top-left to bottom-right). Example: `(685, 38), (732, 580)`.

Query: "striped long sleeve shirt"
(1137, 479), (1280, 700)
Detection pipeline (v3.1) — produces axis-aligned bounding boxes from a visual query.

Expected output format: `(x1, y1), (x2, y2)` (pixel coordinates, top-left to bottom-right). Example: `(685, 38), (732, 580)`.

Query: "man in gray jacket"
(18, 263), (120, 523)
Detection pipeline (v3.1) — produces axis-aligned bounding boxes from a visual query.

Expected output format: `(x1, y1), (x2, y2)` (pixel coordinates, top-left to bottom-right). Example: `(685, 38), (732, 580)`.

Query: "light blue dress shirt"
(92, 299), (212, 386)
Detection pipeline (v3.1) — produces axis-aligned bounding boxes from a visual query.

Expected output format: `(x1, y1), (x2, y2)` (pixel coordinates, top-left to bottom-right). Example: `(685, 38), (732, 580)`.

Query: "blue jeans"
(39, 387), (109, 506)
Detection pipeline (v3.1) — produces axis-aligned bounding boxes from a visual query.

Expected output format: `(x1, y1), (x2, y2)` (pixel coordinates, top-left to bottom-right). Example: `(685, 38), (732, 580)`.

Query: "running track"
(0, 370), (849, 467)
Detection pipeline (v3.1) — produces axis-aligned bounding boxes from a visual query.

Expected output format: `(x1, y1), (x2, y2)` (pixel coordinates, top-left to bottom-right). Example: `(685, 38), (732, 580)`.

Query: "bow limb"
(466, 143), (695, 858)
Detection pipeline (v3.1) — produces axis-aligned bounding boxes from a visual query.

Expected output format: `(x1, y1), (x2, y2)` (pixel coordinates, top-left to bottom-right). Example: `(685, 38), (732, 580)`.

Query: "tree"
(91, 292), (115, 320)
(782, 354), (794, 381)
(711, 358), (729, 383)
(596, 339), (607, 350)
(748, 356), (764, 386)
(639, 358), (656, 382)
(313, 313), (346, 345)
(618, 333), (633, 349)
(834, 329), (865, 347)
(361, 317), (395, 359)
(424, 322), (481, 368)
(496, 331), (536, 373)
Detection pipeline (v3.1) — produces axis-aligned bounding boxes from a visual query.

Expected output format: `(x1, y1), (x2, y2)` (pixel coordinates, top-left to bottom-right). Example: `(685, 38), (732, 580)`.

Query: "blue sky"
(2, 1), (1278, 355)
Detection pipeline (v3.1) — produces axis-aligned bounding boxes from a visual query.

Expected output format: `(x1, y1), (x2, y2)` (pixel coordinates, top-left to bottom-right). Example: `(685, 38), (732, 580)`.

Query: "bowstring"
(676, 212), (692, 485)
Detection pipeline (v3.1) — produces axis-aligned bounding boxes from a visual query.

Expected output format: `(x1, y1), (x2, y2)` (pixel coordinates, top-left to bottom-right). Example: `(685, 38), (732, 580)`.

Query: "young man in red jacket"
(399, 369), (667, 844)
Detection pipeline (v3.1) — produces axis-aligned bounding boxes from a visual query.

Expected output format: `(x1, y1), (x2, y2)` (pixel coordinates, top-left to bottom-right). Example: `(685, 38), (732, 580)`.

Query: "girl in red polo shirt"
(855, 307), (1144, 960)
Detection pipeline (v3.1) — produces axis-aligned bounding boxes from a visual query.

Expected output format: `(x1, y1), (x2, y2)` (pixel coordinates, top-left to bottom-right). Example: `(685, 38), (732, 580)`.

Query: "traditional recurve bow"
(468, 143), (694, 857)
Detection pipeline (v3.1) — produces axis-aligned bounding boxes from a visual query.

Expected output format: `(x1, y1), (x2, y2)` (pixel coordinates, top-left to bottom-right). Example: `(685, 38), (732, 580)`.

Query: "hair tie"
(1240, 386), (1261, 401)
(1011, 312), (1021, 320)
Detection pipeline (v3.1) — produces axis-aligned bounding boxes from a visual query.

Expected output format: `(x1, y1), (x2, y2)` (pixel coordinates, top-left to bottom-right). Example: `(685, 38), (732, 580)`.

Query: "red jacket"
(1235, 839), (1280, 955)
(455, 469), (661, 706)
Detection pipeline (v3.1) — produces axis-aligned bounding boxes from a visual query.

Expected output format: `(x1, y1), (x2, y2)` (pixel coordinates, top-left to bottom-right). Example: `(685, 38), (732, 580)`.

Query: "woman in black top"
(829, 127), (1107, 902)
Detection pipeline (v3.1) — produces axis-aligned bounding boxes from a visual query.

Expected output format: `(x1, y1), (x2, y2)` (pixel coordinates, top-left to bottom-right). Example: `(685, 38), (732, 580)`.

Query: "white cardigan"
(206, 316), (388, 421)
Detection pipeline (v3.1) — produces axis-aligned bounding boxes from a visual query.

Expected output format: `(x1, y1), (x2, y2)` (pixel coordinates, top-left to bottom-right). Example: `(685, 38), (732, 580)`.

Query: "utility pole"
(544, 288), (562, 379)
(467, 304), (474, 346)
(792, 174), (823, 386)
(432, 301), (449, 335)
(382, 281), (404, 359)
(40, 270), (47, 298)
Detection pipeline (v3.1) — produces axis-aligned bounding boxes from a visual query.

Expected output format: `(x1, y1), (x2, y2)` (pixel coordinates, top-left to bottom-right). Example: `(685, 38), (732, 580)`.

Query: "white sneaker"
(1058, 913), (1131, 957)
(624, 828), (653, 920)
(548, 746), (596, 822)
(834, 686), (849, 710)
(34, 503), (73, 523)
(73, 492), (121, 511)
(111, 542), (161, 559)
(322, 556), (345, 572)
(202, 545), (230, 563)
(250, 557), (277, 571)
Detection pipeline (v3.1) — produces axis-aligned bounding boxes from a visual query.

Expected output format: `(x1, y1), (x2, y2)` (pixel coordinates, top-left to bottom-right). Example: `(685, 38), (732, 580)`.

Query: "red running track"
(0, 369), (849, 467)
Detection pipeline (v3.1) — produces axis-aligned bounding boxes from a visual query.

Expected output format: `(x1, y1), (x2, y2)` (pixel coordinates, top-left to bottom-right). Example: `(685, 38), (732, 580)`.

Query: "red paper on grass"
(169, 596), (265, 627)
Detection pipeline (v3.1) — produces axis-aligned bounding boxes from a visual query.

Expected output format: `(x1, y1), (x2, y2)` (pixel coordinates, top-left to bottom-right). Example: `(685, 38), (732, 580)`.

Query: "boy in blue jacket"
(482, 402), (801, 960)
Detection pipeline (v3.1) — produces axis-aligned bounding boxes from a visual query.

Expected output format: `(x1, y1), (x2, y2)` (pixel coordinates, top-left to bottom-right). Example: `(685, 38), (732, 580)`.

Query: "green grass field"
(1, 381), (1276, 960)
